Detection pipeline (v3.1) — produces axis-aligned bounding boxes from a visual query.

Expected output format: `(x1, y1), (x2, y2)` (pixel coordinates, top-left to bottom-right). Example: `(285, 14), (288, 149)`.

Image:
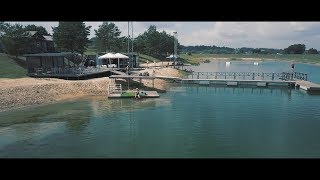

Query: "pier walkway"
(109, 71), (320, 93)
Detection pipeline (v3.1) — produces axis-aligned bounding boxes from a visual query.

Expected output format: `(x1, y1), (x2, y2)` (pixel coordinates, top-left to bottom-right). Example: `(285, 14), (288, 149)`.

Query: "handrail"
(187, 71), (308, 81)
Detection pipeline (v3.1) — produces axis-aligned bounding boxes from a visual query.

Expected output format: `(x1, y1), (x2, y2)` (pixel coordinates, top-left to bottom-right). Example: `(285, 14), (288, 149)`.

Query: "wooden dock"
(179, 79), (296, 87)
(108, 90), (160, 98)
(109, 75), (180, 80)
(108, 71), (320, 93)
(296, 80), (320, 91)
(107, 84), (159, 98)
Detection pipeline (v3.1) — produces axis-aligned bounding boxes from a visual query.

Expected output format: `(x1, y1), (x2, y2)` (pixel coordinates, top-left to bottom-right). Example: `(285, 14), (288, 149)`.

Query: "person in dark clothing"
(135, 88), (140, 99)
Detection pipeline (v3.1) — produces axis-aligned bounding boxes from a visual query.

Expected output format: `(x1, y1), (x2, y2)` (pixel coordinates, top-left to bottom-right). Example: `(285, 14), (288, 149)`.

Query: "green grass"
(139, 54), (163, 63)
(178, 53), (320, 65)
(121, 91), (135, 97)
(0, 53), (27, 78)
(84, 47), (98, 55)
(83, 49), (320, 66)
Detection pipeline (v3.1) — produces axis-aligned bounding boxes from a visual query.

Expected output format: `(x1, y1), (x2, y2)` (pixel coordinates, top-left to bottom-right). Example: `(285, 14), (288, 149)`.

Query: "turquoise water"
(189, 60), (320, 83)
(1, 61), (320, 158)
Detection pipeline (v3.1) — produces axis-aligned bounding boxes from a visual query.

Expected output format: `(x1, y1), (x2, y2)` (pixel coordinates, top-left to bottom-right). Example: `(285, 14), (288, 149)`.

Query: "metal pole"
(127, 22), (130, 55)
(173, 32), (177, 68)
(131, 22), (134, 53)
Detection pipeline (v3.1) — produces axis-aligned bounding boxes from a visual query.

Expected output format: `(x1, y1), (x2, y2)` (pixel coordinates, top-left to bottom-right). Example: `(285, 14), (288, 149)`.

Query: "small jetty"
(296, 80), (320, 92)
(107, 84), (159, 98)
(108, 71), (320, 94)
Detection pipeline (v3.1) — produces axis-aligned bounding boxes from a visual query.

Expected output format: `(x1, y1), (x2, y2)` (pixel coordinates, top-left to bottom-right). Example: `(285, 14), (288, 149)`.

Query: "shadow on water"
(0, 96), (160, 128)
(0, 99), (92, 130)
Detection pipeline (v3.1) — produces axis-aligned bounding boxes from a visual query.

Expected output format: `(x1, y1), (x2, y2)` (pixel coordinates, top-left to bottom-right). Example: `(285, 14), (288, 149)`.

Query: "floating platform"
(108, 90), (160, 98)
(296, 80), (320, 92)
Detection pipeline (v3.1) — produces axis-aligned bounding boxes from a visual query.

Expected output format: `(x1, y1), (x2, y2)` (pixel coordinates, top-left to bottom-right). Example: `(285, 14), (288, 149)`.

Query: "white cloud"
(6, 21), (320, 50)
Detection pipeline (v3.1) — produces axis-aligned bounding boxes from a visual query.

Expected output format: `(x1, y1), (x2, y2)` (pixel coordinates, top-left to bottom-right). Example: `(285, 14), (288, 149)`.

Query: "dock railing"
(108, 84), (122, 94)
(186, 71), (308, 81)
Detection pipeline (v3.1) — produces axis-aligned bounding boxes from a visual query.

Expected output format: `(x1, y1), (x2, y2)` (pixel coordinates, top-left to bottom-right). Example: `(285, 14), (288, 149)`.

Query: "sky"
(8, 21), (320, 50)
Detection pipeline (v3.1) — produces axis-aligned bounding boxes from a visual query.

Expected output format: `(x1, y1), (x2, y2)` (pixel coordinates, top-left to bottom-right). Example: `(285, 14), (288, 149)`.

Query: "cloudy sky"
(9, 21), (320, 50)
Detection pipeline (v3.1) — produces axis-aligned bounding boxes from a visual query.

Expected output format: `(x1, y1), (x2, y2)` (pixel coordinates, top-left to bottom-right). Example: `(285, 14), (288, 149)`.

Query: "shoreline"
(0, 67), (181, 112)
(201, 57), (320, 66)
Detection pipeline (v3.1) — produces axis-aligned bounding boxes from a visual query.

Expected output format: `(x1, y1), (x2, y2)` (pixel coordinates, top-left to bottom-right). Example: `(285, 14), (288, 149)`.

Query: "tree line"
(181, 44), (318, 55)
(1, 21), (319, 57)
(0, 22), (179, 58)
(0, 22), (51, 56)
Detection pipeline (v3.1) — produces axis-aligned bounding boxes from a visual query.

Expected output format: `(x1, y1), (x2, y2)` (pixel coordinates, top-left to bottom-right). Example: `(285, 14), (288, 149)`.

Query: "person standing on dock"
(291, 62), (295, 72)
(291, 62), (295, 80)
(126, 65), (129, 75)
(135, 88), (140, 99)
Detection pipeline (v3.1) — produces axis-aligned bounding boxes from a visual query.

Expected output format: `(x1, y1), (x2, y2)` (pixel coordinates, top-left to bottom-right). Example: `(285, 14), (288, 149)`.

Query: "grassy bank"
(0, 53), (27, 78)
(178, 53), (320, 65)
(139, 54), (163, 63)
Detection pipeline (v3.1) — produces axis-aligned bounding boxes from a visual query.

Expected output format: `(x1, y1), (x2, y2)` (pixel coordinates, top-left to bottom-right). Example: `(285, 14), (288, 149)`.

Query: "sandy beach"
(0, 67), (181, 112)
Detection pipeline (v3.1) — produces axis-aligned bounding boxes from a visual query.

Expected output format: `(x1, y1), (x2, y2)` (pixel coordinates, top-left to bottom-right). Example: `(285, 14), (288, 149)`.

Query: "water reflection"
(182, 84), (294, 96)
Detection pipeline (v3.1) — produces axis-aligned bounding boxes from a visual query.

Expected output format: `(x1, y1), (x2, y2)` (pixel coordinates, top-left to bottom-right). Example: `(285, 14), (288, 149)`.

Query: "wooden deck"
(109, 75), (181, 80)
(180, 79), (296, 87)
(108, 90), (160, 98)
(296, 80), (320, 91)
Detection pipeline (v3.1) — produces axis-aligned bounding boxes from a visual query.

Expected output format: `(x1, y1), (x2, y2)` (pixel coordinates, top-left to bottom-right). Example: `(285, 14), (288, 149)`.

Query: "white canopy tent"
(114, 53), (129, 68)
(98, 53), (129, 68)
(98, 53), (116, 59)
(98, 53), (116, 67)
(114, 53), (129, 59)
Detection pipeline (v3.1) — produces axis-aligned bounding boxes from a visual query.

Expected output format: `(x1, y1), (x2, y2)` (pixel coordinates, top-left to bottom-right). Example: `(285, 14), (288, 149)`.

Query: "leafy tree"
(94, 22), (121, 52)
(252, 48), (261, 54)
(307, 48), (318, 54)
(284, 44), (305, 54)
(24, 24), (49, 35)
(134, 25), (179, 57)
(0, 23), (31, 57)
(52, 22), (91, 54)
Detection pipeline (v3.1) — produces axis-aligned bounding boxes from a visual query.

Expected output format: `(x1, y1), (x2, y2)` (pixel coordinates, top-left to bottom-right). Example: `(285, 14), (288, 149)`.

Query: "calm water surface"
(1, 60), (320, 158)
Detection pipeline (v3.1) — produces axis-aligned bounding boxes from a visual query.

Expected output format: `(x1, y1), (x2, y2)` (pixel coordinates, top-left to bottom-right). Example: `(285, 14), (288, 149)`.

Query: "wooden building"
(25, 52), (79, 74)
(26, 31), (55, 54)
(24, 52), (113, 80)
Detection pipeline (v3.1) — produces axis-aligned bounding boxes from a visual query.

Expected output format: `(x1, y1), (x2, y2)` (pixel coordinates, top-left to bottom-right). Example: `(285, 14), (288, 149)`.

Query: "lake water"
(1, 60), (320, 158)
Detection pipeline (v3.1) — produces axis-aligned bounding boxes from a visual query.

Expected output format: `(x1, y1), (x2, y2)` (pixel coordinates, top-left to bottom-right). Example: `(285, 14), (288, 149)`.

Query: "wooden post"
(127, 77), (130, 90)
(272, 73), (274, 80)
(253, 73), (255, 80)
(152, 78), (154, 88)
(197, 72), (199, 79)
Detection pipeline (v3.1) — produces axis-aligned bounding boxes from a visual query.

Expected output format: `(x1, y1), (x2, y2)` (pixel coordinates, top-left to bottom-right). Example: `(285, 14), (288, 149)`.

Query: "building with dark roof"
(26, 31), (55, 54)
